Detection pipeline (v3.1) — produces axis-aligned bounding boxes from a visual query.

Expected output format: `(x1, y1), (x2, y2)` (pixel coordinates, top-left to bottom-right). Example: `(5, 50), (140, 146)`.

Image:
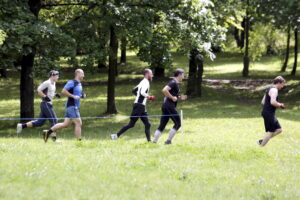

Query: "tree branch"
(41, 3), (90, 8)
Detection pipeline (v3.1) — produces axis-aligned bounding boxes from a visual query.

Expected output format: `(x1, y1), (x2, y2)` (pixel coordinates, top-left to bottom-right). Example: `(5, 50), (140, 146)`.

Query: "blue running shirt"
(64, 80), (83, 108)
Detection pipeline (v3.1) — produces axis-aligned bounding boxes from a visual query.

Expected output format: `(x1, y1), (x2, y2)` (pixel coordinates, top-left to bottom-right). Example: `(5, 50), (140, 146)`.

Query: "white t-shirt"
(37, 79), (56, 102)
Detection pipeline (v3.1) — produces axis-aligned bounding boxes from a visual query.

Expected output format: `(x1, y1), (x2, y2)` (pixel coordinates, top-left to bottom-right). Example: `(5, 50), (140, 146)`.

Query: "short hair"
(49, 70), (59, 77)
(75, 69), (83, 76)
(174, 68), (184, 77)
(143, 68), (152, 75)
(273, 76), (285, 84)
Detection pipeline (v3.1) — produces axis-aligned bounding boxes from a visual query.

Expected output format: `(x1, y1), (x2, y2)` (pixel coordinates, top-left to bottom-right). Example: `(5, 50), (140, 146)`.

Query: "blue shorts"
(65, 106), (80, 119)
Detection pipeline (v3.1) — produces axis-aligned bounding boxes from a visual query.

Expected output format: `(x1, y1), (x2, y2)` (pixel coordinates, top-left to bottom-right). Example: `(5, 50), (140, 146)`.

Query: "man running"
(111, 69), (154, 142)
(152, 68), (187, 145)
(258, 76), (286, 147)
(16, 70), (60, 141)
(42, 69), (86, 142)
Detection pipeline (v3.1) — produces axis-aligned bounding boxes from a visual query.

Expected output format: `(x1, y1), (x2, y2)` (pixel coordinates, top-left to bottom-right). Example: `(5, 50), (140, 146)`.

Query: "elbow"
(270, 101), (277, 107)
(141, 92), (147, 97)
(61, 89), (67, 95)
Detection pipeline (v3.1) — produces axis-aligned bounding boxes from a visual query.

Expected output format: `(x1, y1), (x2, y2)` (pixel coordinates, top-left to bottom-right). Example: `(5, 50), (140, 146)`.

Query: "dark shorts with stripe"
(262, 112), (281, 132)
(32, 101), (57, 127)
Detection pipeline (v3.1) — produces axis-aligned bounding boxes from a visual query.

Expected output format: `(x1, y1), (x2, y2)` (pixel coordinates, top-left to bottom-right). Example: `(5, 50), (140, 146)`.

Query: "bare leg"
(271, 128), (282, 138)
(26, 122), (33, 128)
(51, 118), (72, 132)
(261, 129), (282, 147)
(72, 118), (82, 140)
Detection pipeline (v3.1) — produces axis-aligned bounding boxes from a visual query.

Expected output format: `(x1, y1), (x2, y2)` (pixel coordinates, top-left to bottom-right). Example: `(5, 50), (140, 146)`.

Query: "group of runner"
(16, 68), (286, 146)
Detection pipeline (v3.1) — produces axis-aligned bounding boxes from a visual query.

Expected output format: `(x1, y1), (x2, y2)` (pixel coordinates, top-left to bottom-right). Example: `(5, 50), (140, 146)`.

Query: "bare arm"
(38, 91), (47, 98)
(162, 85), (177, 102)
(61, 88), (79, 99)
(37, 81), (48, 98)
(269, 88), (282, 107)
(261, 94), (266, 105)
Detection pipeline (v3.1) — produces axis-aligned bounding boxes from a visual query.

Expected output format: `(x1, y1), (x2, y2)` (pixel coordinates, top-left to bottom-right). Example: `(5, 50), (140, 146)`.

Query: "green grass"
(0, 53), (300, 199)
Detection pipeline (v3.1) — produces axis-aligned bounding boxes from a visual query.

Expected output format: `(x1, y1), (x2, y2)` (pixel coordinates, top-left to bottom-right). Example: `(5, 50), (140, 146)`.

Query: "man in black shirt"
(152, 68), (187, 144)
(258, 76), (285, 147)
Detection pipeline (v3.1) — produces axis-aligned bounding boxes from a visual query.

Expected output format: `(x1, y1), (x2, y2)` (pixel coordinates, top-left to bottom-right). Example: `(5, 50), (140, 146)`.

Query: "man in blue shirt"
(42, 69), (86, 142)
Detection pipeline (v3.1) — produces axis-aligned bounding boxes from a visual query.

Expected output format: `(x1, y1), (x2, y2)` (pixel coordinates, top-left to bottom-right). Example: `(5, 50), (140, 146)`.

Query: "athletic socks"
(22, 124), (27, 129)
(47, 129), (53, 135)
(167, 128), (177, 142)
(153, 130), (161, 143)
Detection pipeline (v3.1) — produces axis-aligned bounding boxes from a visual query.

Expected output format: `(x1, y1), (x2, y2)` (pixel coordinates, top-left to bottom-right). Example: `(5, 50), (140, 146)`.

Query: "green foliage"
(256, 0), (299, 29)
(0, 0), (75, 75)
(175, 0), (226, 59)
(248, 23), (285, 61)
(0, 29), (6, 45)
(136, 13), (173, 70)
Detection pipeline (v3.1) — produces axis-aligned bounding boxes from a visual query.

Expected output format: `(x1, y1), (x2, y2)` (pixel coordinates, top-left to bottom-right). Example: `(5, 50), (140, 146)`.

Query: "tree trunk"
(281, 25), (291, 72)
(120, 37), (127, 64)
(196, 59), (203, 97)
(242, 1), (250, 77)
(20, 0), (41, 121)
(240, 18), (245, 49)
(0, 69), (7, 78)
(187, 49), (203, 97)
(154, 66), (165, 77)
(186, 50), (198, 96)
(97, 30), (108, 69)
(233, 28), (241, 48)
(291, 28), (298, 76)
(20, 52), (35, 121)
(106, 25), (118, 114)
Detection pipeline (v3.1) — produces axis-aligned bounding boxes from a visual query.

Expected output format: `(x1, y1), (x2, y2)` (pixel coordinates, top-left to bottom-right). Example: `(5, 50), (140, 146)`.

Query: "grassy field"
(0, 53), (300, 200)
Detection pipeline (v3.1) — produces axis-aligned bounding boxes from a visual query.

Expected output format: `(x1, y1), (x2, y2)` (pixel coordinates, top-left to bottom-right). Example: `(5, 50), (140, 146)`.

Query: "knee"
(174, 122), (181, 130)
(33, 120), (44, 127)
(127, 123), (135, 128)
(278, 129), (283, 134)
(145, 122), (151, 129)
(62, 123), (70, 128)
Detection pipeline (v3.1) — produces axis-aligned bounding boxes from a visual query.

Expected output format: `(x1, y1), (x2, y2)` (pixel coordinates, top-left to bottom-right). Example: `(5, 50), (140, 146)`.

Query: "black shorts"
(262, 113), (281, 132)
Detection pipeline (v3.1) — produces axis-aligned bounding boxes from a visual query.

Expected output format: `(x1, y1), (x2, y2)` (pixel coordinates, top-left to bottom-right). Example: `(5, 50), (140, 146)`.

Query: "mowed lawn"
(0, 53), (300, 200)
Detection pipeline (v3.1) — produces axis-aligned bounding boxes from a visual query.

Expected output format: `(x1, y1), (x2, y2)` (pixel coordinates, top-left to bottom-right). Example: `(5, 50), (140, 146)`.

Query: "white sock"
(153, 130), (161, 143)
(168, 128), (177, 141)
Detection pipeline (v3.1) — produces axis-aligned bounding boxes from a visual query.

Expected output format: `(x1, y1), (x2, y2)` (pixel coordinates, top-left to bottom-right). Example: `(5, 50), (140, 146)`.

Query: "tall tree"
(120, 37), (127, 64)
(106, 25), (118, 114)
(242, 0), (250, 77)
(0, 0), (75, 120)
(291, 27), (298, 76)
(186, 50), (204, 96)
(175, 0), (225, 96)
(20, 0), (42, 120)
(281, 25), (291, 72)
(257, 0), (299, 73)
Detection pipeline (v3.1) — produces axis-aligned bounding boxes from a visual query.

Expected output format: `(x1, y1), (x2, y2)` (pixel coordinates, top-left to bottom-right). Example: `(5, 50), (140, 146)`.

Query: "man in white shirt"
(16, 70), (60, 141)
(111, 69), (154, 141)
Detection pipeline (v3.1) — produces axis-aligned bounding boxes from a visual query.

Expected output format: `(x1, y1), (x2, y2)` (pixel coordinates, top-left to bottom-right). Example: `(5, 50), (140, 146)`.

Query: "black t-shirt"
(163, 79), (180, 107)
(262, 86), (277, 115)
